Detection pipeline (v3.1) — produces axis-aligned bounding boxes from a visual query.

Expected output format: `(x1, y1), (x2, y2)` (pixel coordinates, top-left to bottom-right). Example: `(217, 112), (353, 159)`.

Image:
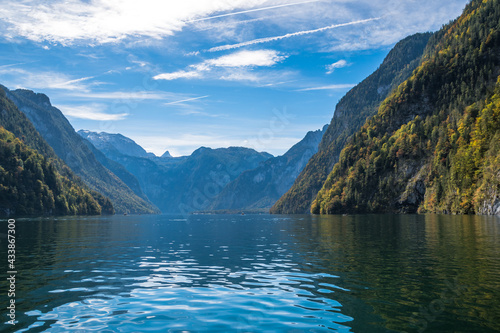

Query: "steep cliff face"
(271, 32), (432, 214)
(312, 0), (500, 215)
(3, 87), (159, 214)
(0, 88), (114, 216)
(209, 126), (326, 211)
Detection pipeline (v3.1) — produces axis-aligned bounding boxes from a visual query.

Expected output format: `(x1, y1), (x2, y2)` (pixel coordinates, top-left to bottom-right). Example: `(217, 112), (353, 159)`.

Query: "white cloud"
(58, 103), (128, 121)
(296, 84), (355, 91)
(153, 70), (202, 81)
(206, 49), (286, 67)
(0, 0), (316, 45)
(154, 49), (287, 82)
(0, 0), (470, 54)
(326, 59), (349, 74)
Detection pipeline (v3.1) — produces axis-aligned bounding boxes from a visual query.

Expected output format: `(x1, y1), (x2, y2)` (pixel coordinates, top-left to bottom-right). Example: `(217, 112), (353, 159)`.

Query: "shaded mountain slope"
(0, 88), (113, 216)
(271, 32), (432, 214)
(3, 87), (158, 214)
(210, 126), (326, 210)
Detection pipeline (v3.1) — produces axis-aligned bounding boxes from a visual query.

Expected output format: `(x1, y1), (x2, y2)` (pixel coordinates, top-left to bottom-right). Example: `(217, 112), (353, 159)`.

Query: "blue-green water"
(1, 214), (500, 332)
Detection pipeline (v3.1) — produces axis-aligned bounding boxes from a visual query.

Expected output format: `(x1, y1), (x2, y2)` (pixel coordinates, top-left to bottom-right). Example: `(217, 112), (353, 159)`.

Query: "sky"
(0, 0), (470, 157)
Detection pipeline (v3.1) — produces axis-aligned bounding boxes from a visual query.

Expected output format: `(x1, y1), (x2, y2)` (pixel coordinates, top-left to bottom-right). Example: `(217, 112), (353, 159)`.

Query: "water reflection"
(0, 214), (499, 332)
(291, 214), (500, 332)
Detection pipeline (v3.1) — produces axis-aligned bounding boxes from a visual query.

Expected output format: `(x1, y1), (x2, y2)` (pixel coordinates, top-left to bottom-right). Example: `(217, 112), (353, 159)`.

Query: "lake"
(1, 214), (500, 332)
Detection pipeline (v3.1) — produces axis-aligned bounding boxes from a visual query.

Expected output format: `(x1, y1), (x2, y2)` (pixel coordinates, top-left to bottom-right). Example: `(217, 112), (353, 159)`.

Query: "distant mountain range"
(80, 127), (327, 214)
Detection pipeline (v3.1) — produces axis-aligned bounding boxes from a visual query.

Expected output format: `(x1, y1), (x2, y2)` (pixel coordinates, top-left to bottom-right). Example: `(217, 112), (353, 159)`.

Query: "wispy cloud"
(326, 59), (349, 74)
(191, 16), (268, 32)
(176, 109), (223, 118)
(0, 67), (96, 91)
(67, 91), (188, 101)
(185, 0), (320, 23)
(206, 17), (381, 52)
(133, 133), (235, 157)
(58, 103), (128, 121)
(219, 71), (261, 82)
(0, 62), (31, 69)
(295, 84), (355, 91)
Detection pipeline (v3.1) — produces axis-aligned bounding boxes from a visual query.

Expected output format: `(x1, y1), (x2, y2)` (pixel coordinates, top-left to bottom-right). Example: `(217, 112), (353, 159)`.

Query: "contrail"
(164, 95), (209, 105)
(295, 84), (355, 91)
(186, 0), (321, 23)
(61, 76), (95, 85)
(207, 17), (381, 52)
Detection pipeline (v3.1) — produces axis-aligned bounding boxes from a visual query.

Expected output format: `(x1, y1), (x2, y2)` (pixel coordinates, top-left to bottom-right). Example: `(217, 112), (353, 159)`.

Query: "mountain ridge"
(3, 87), (159, 214)
(209, 125), (326, 211)
(80, 130), (273, 214)
(0, 87), (114, 216)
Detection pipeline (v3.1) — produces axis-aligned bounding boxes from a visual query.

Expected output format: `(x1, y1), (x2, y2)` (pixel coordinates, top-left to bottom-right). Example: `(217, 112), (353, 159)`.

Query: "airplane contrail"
(206, 17), (381, 52)
(186, 0), (321, 23)
(164, 95), (209, 105)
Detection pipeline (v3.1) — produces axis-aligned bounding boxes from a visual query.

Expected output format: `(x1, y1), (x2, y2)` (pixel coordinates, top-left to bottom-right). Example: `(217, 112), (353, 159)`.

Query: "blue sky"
(0, 0), (469, 157)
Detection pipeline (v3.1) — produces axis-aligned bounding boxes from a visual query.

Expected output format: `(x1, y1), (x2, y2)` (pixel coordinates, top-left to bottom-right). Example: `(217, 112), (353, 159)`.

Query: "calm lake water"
(1, 214), (500, 332)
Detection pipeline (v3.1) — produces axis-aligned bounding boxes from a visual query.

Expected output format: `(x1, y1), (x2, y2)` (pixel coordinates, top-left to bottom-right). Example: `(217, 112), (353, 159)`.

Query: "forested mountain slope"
(312, 0), (500, 215)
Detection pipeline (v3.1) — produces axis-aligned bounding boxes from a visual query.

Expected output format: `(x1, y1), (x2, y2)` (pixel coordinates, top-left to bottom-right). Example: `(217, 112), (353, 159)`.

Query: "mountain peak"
(161, 150), (173, 158)
(12, 89), (52, 108)
(78, 130), (152, 159)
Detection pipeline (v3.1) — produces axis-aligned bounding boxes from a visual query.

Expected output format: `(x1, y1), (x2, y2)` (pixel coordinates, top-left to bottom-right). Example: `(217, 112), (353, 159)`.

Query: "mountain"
(271, 32), (433, 214)
(80, 130), (273, 214)
(0, 88), (113, 216)
(312, 0), (500, 215)
(80, 137), (150, 200)
(78, 130), (155, 158)
(161, 150), (173, 158)
(209, 126), (326, 211)
(0, 127), (106, 216)
(2, 87), (159, 214)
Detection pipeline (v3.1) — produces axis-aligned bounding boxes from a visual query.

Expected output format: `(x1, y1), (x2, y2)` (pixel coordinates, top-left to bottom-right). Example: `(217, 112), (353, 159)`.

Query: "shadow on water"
(291, 214), (500, 332)
(0, 214), (499, 332)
